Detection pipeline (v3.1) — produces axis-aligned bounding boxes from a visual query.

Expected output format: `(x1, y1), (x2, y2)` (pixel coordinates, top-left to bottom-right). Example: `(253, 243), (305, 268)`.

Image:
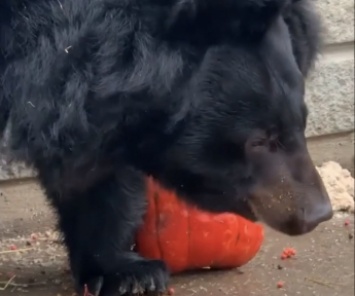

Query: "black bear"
(0, 0), (333, 295)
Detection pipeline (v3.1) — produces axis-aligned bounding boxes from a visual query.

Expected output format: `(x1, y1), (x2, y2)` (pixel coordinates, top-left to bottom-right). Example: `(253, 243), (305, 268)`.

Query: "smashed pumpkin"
(135, 177), (264, 274)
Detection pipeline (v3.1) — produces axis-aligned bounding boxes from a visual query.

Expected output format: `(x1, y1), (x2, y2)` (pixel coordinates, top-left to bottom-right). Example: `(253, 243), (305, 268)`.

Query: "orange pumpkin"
(135, 177), (264, 274)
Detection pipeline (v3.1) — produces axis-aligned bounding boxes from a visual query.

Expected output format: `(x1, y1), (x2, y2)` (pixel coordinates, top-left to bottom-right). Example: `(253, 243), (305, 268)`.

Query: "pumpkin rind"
(136, 177), (264, 274)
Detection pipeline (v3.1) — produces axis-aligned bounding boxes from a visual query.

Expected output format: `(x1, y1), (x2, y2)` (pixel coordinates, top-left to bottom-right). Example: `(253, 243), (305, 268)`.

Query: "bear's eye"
(250, 133), (280, 152)
(251, 138), (267, 147)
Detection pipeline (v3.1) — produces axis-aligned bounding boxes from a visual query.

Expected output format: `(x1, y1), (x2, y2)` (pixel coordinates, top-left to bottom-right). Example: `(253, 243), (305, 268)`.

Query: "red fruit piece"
(344, 219), (350, 226)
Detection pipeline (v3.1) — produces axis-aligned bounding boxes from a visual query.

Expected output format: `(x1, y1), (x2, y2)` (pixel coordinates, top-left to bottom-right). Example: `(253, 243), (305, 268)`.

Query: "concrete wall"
(306, 0), (354, 138)
(0, 0), (354, 181)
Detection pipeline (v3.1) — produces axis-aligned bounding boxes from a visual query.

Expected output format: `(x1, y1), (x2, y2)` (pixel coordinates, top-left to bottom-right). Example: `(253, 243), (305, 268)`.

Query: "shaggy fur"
(0, 0), (332, 295)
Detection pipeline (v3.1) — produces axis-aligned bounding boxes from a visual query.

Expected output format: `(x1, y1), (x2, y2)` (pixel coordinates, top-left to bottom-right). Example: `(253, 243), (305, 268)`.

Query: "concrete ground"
(0, 181), (354, 296)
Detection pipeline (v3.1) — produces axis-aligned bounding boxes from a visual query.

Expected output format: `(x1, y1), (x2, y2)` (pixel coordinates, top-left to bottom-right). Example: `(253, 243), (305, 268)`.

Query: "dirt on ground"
(0, 161), (354, 296)
(0, 214), (353, 296)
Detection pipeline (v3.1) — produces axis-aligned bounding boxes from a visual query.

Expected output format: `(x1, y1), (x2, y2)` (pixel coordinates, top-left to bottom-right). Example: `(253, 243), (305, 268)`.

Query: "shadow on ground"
(0, 214), (353, 296)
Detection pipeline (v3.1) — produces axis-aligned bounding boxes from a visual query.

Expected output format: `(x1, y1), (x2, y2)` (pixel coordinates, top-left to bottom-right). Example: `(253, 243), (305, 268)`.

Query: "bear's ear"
(164, 0), (290, 42)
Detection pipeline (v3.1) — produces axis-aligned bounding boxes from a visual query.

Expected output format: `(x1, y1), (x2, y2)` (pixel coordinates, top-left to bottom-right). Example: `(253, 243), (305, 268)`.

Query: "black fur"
(0, 0), (330, 295)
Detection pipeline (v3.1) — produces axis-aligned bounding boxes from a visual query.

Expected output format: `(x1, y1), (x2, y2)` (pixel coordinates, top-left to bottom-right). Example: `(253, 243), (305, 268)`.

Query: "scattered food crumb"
(167, 287), (175, 295)
(317, 162), (354, 213)
(277, 281), (284, 289)
(9, 244), (17, 251)
(280, 247), (296, 260)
